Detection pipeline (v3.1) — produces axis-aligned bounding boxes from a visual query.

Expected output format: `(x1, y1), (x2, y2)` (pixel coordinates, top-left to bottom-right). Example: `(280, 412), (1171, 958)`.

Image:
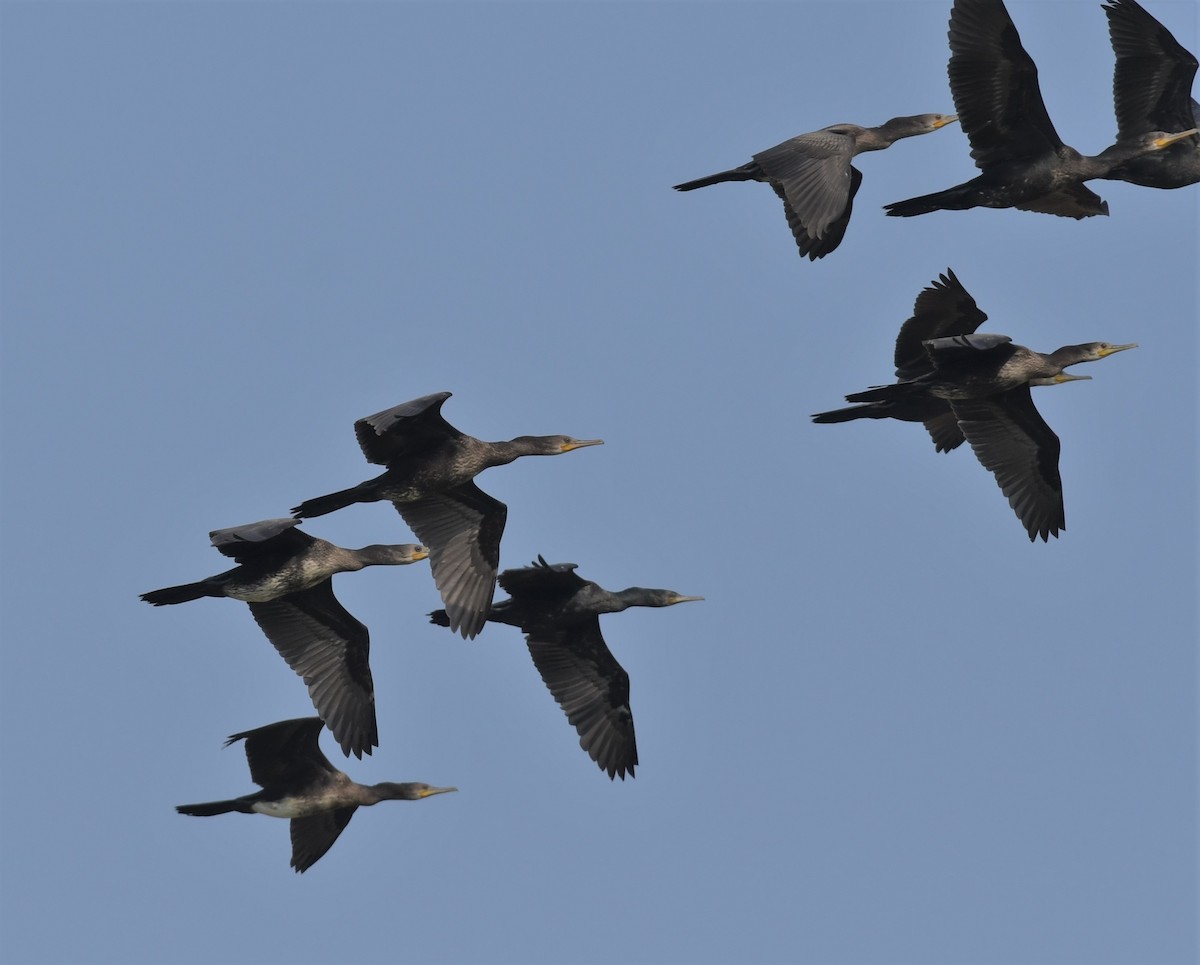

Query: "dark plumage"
(674, 113), (957, 259)
(812, 272), (1136, 541)
(291, 392), (603, 640)
(140, 518), (428, 757)
(176, 717), (456, 873)
(1101, 0), (1199, 188)
(812, 269), (990, 452)
(884, 0), (1197, 219)
(429, 556), (702, 780)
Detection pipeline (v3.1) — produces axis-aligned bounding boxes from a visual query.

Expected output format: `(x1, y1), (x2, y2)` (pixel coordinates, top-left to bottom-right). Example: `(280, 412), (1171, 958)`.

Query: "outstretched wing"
(396, 483), (506, 639)
(247, 582), (378, 758)
(948, 0), (1065, 168)
(525, 620), (637, 780)
(209, 518), (314, 563)
(226, 717), (334, 788)
(755, 129), (859, 254)
(354, 392), (458, 466)
(952, 387), (1064, 541)
(498, 556), (587, 602)
(290, 808), (357, 873)
(894, 269), (989, 379)
(1104, 0), (1199, 139)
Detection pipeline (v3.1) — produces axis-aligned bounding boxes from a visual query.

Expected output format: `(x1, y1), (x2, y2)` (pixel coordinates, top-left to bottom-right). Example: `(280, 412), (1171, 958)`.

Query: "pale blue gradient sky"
(1, 2), (1196, 963)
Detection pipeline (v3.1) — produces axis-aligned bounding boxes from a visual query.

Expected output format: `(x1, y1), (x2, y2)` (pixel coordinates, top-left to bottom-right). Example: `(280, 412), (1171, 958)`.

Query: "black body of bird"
(176, 717), (456, 873)
(140, 518), (428, 758)
(429, 556), (703, 780)
(884, 0), (1197, 219)
(674, 113), (956, 259)
(1101, 0), (1199, 188)
(291, 392), (603, 641)
(812, 269), (990, 452)
(812, 273), (1137, 541)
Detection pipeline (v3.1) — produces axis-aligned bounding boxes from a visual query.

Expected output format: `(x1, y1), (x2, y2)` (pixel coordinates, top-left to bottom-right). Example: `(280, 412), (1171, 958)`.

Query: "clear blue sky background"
(1, 2), (1196, 963)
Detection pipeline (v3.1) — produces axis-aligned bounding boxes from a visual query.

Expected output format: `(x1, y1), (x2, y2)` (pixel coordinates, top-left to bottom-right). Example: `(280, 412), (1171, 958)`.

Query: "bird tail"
(428, 609), (451, 628)
(884, 189), (968, 217)
(176, 798), (254, 817)
(843, 382), (922, 405)
(811, 404), (888, 424)
(291, 484), (369, 519)
(673, 163), (759, 192)
(140, 581), (221, 606)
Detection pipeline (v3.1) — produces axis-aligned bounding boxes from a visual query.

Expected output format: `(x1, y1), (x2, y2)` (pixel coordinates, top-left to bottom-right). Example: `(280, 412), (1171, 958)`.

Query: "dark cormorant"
(1102, 0), (1199, 188)
(176, 717), (456, 873)
(140, 518), (428, 758)
(673, 113), (957, 259)
(813, 288), (1136, 540)
(291, 393), (603, 641)
(884, 0), (1197, 219)
(811, 270), (1136, 453)
(429, 556), (703, 780)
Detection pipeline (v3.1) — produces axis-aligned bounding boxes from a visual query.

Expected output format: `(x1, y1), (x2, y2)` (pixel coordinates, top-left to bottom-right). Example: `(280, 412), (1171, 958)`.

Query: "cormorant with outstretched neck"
(812, 283), (1137, 540)
(884, 0), (1196, 219)
(291, 392), (603, 641)
(176, 717), (456, 873)
(141, 518), (428, 758)
(1101, 0), (1199, 188)
(674, 113), (957, 259)
(430, 556), (702, 780)
(812, 270), (1135, 453)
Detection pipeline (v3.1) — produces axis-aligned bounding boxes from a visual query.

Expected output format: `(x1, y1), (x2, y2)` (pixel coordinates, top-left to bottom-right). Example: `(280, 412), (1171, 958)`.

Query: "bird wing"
(923, 332), (1013, 373)
(951, 387), (1065, 541)
(395, 482), (506, 639)
(247, 584), (378, 759)
(1014, 184), (1109, 219)
(498, 556), (587, 601)
(753, 130), (859, 242)
(290, 808), (357, 873)
(948, 0), (1065, 168)
(924, 409), (968, 453)
(227, 717), (335, 789)
(353, 391), (459, 466)
(894, 269), (989, 378)
(770, 166), (862, 260)
(1104, 0), (1199, 139)
(209, 518), (314, 563)
(525, 619), (637, 780)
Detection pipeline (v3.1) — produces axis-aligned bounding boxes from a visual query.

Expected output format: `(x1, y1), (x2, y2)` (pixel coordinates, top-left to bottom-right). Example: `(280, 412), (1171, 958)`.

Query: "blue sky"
(1, 2), (1196, 963)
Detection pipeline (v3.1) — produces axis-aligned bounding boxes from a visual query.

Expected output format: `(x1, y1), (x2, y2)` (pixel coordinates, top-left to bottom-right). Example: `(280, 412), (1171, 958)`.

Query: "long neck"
(482, 440), (530, 466)
(607, 589), (649, 613)
(861, 118), (916, 151)
(1086, 140), (1155, 177)
(484, 436), (560, 464)
(1044, 345), (1091, 368)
